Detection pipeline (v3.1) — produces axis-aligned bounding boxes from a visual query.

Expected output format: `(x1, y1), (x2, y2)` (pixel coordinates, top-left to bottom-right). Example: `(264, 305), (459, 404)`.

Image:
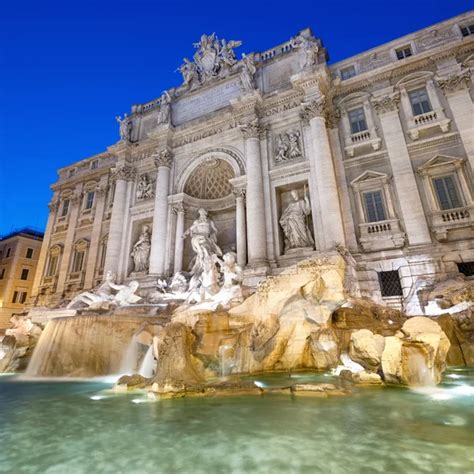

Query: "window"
(408, 88), (432, 116)
(99, 241), (107, 270)
(432, 175), (463, 210)
(20, 268), (29, 280)
(378, 271), (403, 297)
(12, 291), (27, 304)
(61, 199), (70, 217)
(85, 191), (95, 210)
(46, 255), (59, 277)
(460, 24), (474, 37)
(5, 248), (11, 258)
(90, 160), (98, 170)
(0, 268), (5, 279)
(25, 248), (34, 259)
(340, 65), (356, 81)
(396, 45), (412, 60)
(348, 107), (368, 134)
(363, 191), (387, 222)
(72, 251), (85, 273)
(457, 262), (474, 277)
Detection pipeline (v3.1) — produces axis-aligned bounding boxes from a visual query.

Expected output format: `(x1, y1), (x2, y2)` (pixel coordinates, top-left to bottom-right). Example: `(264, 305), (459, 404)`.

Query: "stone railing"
(351, 130), (371, 144)
(430, 204), (473, 241)
(67, 270), (85, 284)
(358, 218), (406, 251)
(413, 110), (438, 126)
(255, 39), (295, 62)
(407, 108), (450, 140)
(345, 128), (381, 157)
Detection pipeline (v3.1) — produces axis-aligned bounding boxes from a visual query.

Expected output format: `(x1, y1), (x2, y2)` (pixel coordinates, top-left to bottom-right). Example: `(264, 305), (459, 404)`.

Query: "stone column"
(56, 190), (82, 294)
(240, 120), (267, 267)
(372, 93), (431, 245)
(173, 203), (185, 273)
(83, 183), (108, 288)
(326, 111), (359, 252)
(103, 164), (135, 278)
(437, 70), (474, 170)
(301, 98), (346, 249)
(31, 195), (59, 299)
(149, 149), (173, 275)
(233, 188), (247, 266)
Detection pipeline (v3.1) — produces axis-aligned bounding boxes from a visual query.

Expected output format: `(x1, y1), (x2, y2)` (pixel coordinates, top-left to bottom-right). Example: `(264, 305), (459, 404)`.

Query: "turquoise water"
(1, 368), (473, 473)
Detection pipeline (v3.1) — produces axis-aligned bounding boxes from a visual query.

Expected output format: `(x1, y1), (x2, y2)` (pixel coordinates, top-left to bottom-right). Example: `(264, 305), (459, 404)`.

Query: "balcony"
(40, 275), (58, 294)
(344, 129), (382, 157)
(407, 109), (451, 140)
(358, 218), (406, 252)
(430, 205), (473, 241)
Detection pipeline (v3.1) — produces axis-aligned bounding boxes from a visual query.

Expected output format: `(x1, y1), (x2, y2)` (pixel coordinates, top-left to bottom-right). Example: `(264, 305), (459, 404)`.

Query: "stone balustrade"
(358, 219), (406, 251)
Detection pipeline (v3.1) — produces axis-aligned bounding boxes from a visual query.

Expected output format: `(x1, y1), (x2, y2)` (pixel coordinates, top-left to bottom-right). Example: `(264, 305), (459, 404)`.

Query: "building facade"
(0, 229), (44, 328)
(32, 12), (474, 309)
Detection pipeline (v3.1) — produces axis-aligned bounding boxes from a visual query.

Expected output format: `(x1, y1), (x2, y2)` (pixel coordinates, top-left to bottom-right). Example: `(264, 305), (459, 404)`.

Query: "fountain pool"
(1, 367), (473, 473)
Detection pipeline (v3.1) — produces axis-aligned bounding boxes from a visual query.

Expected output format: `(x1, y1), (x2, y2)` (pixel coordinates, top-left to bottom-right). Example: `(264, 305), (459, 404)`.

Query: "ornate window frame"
(42, 243), (63, 289)
(68, 238), (89, 285)
(396, 71), (451, 140)
(418, 155), (473, 241)
(351, 171), (405, 251)
(81, 181), (98, 215)
(338, 92), (381, 157)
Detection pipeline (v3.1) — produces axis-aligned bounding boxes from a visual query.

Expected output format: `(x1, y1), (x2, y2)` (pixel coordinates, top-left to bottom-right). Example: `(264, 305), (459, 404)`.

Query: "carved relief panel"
(272, 128), (304, 165)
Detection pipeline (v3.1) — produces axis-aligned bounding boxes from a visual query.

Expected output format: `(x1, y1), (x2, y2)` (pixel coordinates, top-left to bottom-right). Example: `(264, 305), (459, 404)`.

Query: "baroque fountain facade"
(1, 12), (473, 395)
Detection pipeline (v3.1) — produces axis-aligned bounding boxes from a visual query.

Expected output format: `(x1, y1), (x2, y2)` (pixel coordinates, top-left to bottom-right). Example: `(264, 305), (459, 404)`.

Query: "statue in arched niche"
(182, 208), (222, 275)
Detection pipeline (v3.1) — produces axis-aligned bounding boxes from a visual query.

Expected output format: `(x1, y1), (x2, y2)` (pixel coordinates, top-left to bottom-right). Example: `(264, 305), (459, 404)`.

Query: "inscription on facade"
(172, 78), (241, 125)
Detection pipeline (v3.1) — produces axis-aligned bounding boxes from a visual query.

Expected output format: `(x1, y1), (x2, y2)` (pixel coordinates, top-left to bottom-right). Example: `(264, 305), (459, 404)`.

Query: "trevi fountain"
(1, 13), (474, 474)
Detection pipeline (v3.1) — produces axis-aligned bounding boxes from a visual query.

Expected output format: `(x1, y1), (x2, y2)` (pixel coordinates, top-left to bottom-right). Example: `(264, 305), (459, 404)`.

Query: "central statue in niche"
(182, 208), (223, 275)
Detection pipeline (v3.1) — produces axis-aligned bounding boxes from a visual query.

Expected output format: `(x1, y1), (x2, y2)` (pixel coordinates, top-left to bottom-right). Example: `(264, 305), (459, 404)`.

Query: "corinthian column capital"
(436, 69), (472, 95)
(300, 97), (326, 123)
(371, 92), (400, 114)
(154, 148), (173, 168)
(112, 164), (136, 182)
(239, 118), (266, 140)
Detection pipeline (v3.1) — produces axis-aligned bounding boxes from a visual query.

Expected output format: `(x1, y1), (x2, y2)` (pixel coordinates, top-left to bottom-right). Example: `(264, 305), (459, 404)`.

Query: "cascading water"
(25, 314), (148, 377)
(138, 345), (155, 377)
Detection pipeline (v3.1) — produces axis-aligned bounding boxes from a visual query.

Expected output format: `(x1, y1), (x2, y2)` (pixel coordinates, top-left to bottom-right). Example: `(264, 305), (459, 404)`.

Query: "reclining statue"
(67, 272), (142, 309)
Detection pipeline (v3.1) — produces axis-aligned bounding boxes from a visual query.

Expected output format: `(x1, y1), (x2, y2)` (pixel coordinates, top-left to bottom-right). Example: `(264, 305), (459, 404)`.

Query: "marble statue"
(217, 252), (242, 289)
(116, 114), (132, 141)
(179, 58), (197, 88)
(113, 280), (142, 306)
(5, 315), (35, 339)
(66, 272), (142, 309)
(240, 53), (256, 91)
(288, 132), (302, 158)
(67, 271), (117, 308)
(131, 225), (151, 273)
(291, 34), (319, 68)
(280, 188), (314, 251)
(182, 208), (222, 275)
(180, 33), (242, 86)
(136, 174), (154, 200)
(157, 91), (171, 125)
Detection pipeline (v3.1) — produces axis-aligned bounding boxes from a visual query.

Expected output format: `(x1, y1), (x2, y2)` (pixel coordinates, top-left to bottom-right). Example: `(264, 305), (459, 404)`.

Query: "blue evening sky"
(0, 1), (471, 235)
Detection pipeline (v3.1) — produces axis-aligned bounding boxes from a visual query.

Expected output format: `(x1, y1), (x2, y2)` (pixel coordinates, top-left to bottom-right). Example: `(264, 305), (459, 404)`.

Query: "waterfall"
(219, 344), (234, 377)
(138, 345), (155, 378)
(119, 336), (140, 375)
(25, 314), (149, 377)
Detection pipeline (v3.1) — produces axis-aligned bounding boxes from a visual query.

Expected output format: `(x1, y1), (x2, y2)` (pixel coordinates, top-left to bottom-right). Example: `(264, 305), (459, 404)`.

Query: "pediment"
(396, 70), (433, 87)
(351, 170), (389, 185)
(418, 155), (464, 171)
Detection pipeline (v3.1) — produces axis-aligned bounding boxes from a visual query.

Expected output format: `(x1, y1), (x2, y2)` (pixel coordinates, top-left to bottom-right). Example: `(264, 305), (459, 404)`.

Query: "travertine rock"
(381, 317), (450, 386)
(349, 329), (385, 371)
